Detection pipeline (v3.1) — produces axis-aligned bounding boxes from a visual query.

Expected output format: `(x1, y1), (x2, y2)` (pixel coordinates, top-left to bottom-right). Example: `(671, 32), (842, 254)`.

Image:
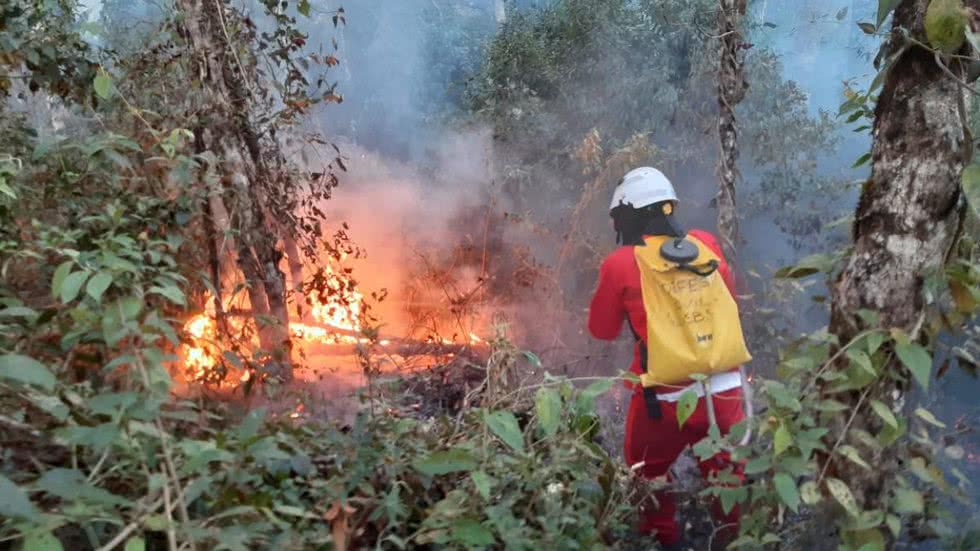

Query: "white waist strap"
(656, 371), (743, 402)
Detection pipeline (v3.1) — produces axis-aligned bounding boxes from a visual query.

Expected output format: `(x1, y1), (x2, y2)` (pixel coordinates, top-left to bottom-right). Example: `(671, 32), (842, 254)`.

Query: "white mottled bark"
(830, 2), (969, 338)
(823, 0), (971, 529)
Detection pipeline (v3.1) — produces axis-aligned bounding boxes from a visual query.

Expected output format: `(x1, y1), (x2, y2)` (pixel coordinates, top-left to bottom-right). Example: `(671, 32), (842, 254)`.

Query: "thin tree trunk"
(494, 0), (507, 27)
(824, 0), (971, 532)
(281, 234), (306, 308)
(716, 0), (748, 265)
(203, 196), (232, 337)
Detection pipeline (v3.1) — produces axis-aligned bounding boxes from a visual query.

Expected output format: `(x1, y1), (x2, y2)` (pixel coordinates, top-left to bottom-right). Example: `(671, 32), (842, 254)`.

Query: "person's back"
(587, 167), (747, 549)
(589, 228), (736, 381)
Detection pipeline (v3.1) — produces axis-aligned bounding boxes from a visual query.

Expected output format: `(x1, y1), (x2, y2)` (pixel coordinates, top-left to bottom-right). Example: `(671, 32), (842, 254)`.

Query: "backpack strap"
(677, 259), (719, 277)
(627, 317), (662, 420)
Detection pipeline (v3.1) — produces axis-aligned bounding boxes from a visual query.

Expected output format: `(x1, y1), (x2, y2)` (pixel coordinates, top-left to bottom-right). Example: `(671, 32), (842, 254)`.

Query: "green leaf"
(794, 427), (828, 461)
(886, 514), (901, 537)
(718, 486), (745, 515)
(676, 389), (697, 429)
(88, 392), (139, 416)
(149, 285), (186, 306)
(840, 445), (871, 470)
(236, 407), (266, 440)
(60, 270), (90, 303)
(94, 70), (113, 99)
(273, 505), (319, 519)
(878, 415), (907, 447)
(851, 509), (886, 531)
(852, 151), (872, 167)
(744, 456), (771, 475)
(58, 423), (121, 451)
(471, 470), (492, 500)
(86, 270), (113, 303)
(534, 387), (561, 436)
(413, 448), (478, 476)
(0, 474), (38, 520)
(574, 378), (613, 414)
(23, 530), (63, 551)
(893, 488), (924, 514)
(297, 0), (311, 17)
(143, 514), (168, 531)
(877, 0), (900, 27)
(773, 423), (792, 457)
(847, 348), (876, 376)
(962, 162), (980, 218)
(451, 518), (495, 546)
(857, 22), (877, 34)
(774, 473), (800, 512)
(870, 400), (898, 429)
(0, 354), (56, 390)
(51, 261), (73, 299)
(124, 537), (146, 551)
(484, 410), (524, 452)
(895, 342), (932, 390)
(774, 253), (834, 279)
(801, 481), (822, 505)
(522, 350), (542, 368)
(865, 332), (886, 355)
(0, 306), (39, 319)
(815, 399), (850, 413)
(38, 469), (129, 506)
(827, 477), (860, 516)
(890, 328), (910, 346)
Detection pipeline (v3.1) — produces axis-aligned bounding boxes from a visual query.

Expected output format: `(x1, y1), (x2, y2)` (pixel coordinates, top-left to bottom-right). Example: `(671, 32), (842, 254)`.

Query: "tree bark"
(178, 0), (293, 379)
(715, 0), (748, 265)
(824, 0), (970, 532)
(281, 234), (307, 309)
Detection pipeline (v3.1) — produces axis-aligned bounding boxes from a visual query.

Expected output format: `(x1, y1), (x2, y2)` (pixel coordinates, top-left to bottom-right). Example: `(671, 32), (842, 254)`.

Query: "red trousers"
(624, 387), (745, 546)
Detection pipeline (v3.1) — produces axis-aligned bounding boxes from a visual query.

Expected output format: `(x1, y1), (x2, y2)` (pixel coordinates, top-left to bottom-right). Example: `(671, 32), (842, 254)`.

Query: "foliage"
(0, 0), (98, 101)
(464, 0), (840, 248)
(0, 241), (632, 548)
(3, 1), (979, 550)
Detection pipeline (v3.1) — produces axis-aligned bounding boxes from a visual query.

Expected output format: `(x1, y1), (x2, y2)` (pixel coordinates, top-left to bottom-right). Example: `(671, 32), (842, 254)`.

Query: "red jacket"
(588, 229), (736, 382)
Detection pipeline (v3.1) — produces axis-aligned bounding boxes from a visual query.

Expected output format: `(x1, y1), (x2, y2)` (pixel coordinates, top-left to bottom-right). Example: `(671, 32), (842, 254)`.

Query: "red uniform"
(588, 229), (744, 546)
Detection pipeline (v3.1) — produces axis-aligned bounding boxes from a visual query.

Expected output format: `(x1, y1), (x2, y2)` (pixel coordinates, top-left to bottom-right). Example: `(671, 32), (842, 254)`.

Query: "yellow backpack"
(633, 234), (751, 387)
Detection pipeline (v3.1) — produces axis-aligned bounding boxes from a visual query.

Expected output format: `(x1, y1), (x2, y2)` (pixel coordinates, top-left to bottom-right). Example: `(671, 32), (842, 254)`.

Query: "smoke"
(310, 129), (502, 339)
(293, 0), (878, 364)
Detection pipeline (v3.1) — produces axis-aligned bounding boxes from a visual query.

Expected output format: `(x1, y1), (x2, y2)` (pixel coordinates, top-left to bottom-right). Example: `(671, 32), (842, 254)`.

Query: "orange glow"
(183, 313), (217, 380)
(181, 264), (370, 383)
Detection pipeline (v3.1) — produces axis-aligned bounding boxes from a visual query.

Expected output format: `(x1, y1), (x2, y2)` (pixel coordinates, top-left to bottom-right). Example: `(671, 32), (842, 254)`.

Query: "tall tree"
(715, 0), (748, 264)
(824, 0), (973, 528)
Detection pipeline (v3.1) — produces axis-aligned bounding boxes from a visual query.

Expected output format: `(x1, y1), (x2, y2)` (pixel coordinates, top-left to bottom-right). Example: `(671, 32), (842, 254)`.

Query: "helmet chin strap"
(612, 204), (685, 245)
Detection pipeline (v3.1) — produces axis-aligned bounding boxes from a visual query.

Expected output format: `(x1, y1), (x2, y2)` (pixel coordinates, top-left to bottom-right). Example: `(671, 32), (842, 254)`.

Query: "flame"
(180, 264), (369, 382)
(178, 261), (490, 384)
(184, 313), (217, 380)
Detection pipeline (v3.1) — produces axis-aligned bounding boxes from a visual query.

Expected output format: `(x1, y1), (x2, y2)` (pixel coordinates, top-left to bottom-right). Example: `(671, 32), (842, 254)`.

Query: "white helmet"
(609, 167), (678, 212)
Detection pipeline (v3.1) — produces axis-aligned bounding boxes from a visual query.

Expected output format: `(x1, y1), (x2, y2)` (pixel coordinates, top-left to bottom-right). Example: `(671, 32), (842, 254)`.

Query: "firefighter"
(588, 166), (748, 549)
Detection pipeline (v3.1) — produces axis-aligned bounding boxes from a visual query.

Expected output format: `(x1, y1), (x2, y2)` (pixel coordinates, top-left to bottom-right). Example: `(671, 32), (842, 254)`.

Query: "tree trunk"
(281, 234), (307, 310)
(824, 0), (970, 532)
(716, 0), (748, 265)
(178, 0), (293, 379)
(494, 0), (507, 27)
